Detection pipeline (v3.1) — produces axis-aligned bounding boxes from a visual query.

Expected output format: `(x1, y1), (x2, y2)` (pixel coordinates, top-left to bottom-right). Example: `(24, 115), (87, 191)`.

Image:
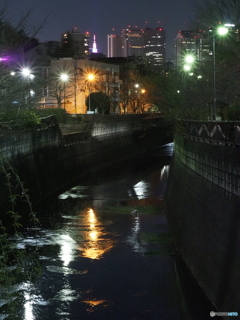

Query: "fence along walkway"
(175, 120), (240, 198)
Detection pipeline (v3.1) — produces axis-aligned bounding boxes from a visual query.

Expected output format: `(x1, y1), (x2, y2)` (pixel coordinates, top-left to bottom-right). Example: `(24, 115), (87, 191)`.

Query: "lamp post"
(60, 73), (69, 110)
(21, 67), (33, 103)
(212, 26), (228, 120)
(134, 84), (140, 113)
(182, 55), (195, 87)
(140, 88), (146, 112)
(87, 73), (95, 113)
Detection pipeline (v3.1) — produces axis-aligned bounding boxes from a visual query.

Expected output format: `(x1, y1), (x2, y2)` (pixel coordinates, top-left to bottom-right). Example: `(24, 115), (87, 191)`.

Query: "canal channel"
(0, 143), (218, 320)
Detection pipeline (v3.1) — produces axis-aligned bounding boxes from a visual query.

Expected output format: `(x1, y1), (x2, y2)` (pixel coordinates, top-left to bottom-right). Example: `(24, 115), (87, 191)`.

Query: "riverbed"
(0, 144), (217, 320)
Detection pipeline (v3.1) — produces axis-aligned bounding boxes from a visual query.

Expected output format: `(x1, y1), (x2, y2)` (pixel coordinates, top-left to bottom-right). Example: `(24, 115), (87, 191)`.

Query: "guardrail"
(176, 120), (240, 145)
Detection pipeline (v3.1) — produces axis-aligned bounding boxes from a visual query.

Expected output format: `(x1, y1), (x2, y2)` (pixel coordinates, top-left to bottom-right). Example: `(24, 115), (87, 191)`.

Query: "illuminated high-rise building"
(61, 27), (90, 58)
(176, 25), (240, 68)
(121, 28), (145, 57)
(175, 30), (211, 68)
(144, 27), (166, 66)
(108, 27), (166, 66)
(107, 34), (123, 57)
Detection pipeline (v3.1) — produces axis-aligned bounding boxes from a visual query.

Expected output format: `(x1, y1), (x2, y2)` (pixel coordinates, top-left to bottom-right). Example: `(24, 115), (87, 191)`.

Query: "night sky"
(7, 0), (204, 60)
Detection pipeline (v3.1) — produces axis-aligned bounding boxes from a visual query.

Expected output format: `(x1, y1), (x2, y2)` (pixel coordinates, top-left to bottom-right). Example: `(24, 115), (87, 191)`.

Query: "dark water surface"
(1, 144), (216, 320)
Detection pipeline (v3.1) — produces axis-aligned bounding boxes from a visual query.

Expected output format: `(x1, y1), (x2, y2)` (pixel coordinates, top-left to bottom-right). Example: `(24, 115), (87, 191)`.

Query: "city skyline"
(6, 0), (205, 60)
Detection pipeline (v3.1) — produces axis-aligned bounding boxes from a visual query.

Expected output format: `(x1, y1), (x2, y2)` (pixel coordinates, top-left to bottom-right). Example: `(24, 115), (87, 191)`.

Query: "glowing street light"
(183, 64), (191, 72)
(21, 67), (34, 103)
(212, 25), (229, 120)
(21, 67), (31, 77)
(218, 26), (228, 36)
(87, 73), (95, 82)
(86, 73), (95, 113)
(185, 55), (195, 64)
(60, 73), (69, 110)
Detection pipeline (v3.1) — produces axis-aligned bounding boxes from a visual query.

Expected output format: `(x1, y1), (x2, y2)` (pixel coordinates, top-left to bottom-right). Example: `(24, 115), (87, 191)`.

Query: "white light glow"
(21, 68), (31, 77)
(218, 26), (228, 35)
(185, 55), (194, 63)
(58, 234), (76, 266)
(60, 73), (69, 82)
(133, 180), (150, 199)
(184, 64), (191, 71)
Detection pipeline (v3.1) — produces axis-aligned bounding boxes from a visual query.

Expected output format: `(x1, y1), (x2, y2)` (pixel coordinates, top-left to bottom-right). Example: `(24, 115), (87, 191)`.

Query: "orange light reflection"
(78, 208), (114, 259)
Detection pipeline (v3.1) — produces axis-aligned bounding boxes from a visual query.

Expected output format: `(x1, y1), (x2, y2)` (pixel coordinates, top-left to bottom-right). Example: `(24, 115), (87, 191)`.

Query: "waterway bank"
(0, 145), (218, 320)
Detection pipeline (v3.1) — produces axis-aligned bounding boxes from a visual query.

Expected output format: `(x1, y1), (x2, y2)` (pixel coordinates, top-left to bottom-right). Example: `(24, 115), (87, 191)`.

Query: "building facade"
(175, 30), (211, 68)
(61, 28), (90, 59)
(44, 58), (121, 114)
(107, 27), (166, 66)
(121, 28), (145, 57)
(144, 27), (166, 66)
(107, 34), (123, 57)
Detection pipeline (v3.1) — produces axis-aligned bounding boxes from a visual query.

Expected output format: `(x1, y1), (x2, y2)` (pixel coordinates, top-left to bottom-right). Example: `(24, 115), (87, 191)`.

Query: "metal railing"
(176, 120), (240, 145)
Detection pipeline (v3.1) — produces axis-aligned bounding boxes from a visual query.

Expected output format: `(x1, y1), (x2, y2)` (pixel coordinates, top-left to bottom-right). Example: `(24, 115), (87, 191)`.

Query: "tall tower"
(144, 27), (166, 66)
(92, 34), (98, 53)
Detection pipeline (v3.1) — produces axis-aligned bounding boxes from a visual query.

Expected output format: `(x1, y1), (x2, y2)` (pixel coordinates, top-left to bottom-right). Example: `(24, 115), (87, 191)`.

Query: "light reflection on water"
(24, 289), (34, 320)
(22, 282), (49, 320)
(58, 234), (76, 266)
(126, 213), (146, 253)
(77, 208), (115, 260)
(1, 147), (215, 319)
(132, 180), (151, 199)
(2, 152), (172, 319)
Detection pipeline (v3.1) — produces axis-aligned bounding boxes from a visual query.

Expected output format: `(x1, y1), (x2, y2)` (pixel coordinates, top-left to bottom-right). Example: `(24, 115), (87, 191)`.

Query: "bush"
(227, 103), (240, 120)
(35, 108), (68, 123)
(0, 108), (41, 130)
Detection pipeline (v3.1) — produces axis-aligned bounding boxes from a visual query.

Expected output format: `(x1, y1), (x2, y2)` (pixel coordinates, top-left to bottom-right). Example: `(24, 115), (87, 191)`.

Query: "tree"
(190, 0), (240, 119)
(0, 3), (47, 111)
(48, 75), (74, 109)
(192, 0), (240, 29)
(85, 92), (111, 114)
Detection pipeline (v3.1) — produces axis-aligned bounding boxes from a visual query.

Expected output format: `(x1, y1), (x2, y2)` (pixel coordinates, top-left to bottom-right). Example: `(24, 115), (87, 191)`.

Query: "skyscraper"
(175, 30), (211, 68)
(121, 28), (145, 57)
(107, 27), (166, 66)
(107, 34), (122, 57)
(144, 27), (166, 66)
(61, 27), (90, 59)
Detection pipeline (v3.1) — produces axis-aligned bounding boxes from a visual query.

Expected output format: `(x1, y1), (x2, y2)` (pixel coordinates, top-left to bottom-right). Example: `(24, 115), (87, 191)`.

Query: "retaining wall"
(165, 121), (240, 316)
(0, 114), (172, 209)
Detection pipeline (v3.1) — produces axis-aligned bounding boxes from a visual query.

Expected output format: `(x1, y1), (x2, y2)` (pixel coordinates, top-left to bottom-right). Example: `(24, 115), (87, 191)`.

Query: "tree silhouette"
(86, 92), (111, 114)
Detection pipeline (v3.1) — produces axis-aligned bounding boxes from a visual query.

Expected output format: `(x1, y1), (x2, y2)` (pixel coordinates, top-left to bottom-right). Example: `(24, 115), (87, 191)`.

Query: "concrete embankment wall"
(165, 121), (240, 315)
(0, 114), (172, 208)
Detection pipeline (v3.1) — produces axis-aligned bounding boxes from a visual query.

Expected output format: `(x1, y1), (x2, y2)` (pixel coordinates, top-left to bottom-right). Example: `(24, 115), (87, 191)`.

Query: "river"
(0, 143), (217, 320)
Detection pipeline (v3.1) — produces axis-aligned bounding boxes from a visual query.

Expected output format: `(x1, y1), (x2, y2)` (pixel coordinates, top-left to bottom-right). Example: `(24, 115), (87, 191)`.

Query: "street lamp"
(87, 73), (95, 113)
(140, 89), (146, 112)
(185, 55), (195, 64)
(212, 25), (228, 120)
(60, 73), (69, 110)
(183, 64), (191, 71)
(21, 68), (31, 77)
(21, 67), (33, 103)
